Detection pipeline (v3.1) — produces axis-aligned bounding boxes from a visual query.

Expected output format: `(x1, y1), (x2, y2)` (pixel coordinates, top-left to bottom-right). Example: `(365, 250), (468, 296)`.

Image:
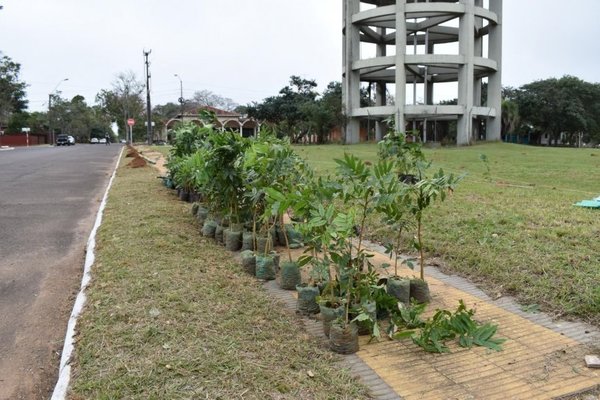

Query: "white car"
(90, 138), (99, 144)
(99, 138), (107, 144)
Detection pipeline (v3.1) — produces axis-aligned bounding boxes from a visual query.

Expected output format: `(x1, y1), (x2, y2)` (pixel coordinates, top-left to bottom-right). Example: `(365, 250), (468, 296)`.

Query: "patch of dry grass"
(69, 155), (369, 399)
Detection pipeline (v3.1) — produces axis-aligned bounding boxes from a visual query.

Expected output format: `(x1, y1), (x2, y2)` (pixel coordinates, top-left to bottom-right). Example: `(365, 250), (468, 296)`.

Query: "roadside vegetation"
(295, 142), (600, 326)
(69, 156), (369, 399)
(140, 140), (600, 327)
(69, 138), (599, 398)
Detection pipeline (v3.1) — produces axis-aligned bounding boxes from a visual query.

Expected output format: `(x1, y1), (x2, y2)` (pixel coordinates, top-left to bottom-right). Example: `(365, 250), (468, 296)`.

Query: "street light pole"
(143, 50), (153, 145)
(174, 74), (184, 120)
(48, 78), (68, 145)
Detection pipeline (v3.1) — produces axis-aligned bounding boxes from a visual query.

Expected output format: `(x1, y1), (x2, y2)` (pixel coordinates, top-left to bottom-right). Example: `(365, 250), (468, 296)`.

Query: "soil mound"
(126, 147), (139, 158)
(126, 145), (147, 168)
(129, 156), (147, 168)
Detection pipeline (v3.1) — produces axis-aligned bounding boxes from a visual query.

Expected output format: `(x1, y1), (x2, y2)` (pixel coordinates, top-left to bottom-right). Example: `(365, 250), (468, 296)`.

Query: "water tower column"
(394, 1), (407, 133)
(343, 0), (361, 144)
(487, 0), (503, 141)
(375, 27), (387, 141)
(457, 0), (475, 145)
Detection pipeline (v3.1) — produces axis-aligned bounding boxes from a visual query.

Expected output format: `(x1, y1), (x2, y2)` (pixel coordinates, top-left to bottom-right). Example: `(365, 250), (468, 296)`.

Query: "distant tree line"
(0, 53), (244, 142)
(246, 75), (377, 144)
(245, 76), (342, 144)
(2, 47), (599, 147)
(503, 76), (600, 146)
(9, 95), (113, 143)
(246, 75), (600, 146)
(0, 52), (27, 130)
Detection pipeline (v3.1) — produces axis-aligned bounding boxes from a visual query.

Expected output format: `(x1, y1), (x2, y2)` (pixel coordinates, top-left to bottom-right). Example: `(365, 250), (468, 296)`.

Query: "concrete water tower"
(342, 0), (502, 145)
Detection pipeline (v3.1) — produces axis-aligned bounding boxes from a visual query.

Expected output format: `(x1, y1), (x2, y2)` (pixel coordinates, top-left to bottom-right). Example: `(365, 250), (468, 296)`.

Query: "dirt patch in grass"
(124, 145), (148, 168)
(68, 154), (369, 399)
(125, 146), (139, 158)
(135, 145), (169, 176)
(128, 156), (147, 168)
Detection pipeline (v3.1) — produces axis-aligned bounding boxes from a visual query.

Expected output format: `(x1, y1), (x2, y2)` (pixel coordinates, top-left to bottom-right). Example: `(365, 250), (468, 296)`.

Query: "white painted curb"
(51, 146), (124, 400)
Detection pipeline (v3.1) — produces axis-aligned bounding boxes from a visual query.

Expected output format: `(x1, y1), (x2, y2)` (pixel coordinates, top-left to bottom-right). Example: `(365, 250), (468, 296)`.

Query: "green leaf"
(392, 330), (415, 340)
(372, 322), (381, 339)
(458, 335), (474, 348)
(297, 255), (313, 267)
(352, 313), (371, 322)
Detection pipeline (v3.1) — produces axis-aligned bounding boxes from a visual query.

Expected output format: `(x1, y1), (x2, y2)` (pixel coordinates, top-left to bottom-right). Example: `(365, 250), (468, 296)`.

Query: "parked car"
(99, 138), (107, 144)
(90, 138), (99, 144)
(56, 134), (73, 146)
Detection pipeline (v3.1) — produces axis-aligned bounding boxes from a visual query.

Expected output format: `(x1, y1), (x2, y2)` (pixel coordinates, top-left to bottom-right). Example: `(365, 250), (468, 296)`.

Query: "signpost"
(127, 118), (135, 144)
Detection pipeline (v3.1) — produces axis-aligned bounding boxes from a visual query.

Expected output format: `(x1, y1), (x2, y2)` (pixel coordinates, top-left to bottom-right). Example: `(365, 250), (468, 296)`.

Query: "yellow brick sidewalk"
(357, 249), (599, 399)
(286, 245), (600, 399)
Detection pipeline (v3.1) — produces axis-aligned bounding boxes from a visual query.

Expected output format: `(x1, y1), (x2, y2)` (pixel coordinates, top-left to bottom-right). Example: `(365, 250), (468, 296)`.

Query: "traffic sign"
(127, 118), (135, 126)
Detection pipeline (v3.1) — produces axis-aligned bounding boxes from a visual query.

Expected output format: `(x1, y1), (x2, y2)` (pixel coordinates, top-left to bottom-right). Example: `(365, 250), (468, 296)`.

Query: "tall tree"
(247, 77), (392, 143)
(45, 94), (112, 141)
(248, 76), (319, 142)
(6, 111), (30, 133)
(0, 53), (28, 127)
(188, 90), (239, 111)
(515, 76), (597, 146)
(153, 102), (181, 120)
(96, 71), (145, 140)
(152, 102), (182, 138)
(308, 81), (343, 143)
(47, 94), (69, 137)
(7, 111), (47, 134)
(501, 99), (520, 137)
(66, 95), (92, 139)
(88, 105), (113, 140)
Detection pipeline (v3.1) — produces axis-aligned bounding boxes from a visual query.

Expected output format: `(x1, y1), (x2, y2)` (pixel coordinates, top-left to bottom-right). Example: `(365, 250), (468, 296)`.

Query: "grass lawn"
(146, 144), (170, 158)
(69, 153), (369, 399)
(295, 142), (600, 326)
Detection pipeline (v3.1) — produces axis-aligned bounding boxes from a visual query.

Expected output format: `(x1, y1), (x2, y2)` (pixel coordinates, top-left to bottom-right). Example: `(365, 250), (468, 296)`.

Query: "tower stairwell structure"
(343, 0), (502, 145)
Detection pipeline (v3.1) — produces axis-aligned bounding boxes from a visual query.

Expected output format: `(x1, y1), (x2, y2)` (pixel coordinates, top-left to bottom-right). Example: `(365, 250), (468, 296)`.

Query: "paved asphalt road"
(0, 144), (121, 399)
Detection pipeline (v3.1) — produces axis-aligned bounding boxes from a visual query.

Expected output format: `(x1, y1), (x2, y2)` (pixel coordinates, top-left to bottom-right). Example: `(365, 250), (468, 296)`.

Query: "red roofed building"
(163, 106), (260, 138)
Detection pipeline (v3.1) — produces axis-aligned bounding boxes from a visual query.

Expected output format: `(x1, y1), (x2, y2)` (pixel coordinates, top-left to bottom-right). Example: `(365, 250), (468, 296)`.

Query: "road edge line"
(51, 146), (124, 400)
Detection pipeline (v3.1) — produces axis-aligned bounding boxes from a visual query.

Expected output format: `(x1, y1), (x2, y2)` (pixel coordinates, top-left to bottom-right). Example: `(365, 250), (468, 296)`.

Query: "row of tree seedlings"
(165, 119), (505, 355)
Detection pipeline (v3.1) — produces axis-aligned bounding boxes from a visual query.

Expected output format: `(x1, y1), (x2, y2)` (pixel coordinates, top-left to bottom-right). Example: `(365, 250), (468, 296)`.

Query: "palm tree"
(501, 99), (520, 141)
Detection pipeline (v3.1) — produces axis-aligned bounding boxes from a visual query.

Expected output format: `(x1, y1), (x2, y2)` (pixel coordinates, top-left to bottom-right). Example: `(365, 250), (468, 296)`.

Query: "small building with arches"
(163, 106), (260, 140)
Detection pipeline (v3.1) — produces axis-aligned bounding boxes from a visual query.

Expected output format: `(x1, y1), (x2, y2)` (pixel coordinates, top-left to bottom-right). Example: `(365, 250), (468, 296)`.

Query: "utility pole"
(48, 78), (68, 145)
(174, 74), (184, 120)
(123, 85), (130, 143)
(48, 94), (53, 144)
(143, 49), (153, 144)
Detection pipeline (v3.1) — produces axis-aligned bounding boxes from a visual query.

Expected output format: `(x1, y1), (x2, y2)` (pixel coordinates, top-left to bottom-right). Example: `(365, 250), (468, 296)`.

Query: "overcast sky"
(1, 0), (600, 112)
